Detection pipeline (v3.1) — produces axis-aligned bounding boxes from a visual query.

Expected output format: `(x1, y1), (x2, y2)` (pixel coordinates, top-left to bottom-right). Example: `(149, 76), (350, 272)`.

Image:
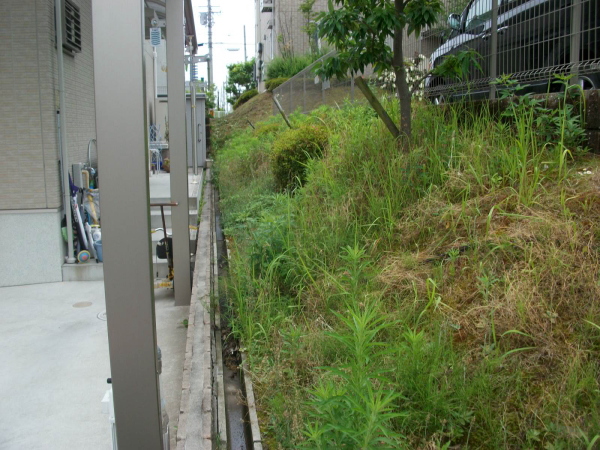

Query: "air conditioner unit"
(267, 18), (274, 29)
(257, 42), (263, 54)
(260, 0), (273, 13)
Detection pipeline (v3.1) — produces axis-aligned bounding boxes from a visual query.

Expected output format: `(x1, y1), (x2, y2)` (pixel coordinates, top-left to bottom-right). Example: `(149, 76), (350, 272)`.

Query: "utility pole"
(244, 25), (247, 62)
(207, 0), (213, 88)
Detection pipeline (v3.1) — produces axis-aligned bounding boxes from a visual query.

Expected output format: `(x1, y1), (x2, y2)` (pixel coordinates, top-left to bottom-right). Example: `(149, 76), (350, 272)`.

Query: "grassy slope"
(213, 94), (600, 449)
(211, 91), (275, 148)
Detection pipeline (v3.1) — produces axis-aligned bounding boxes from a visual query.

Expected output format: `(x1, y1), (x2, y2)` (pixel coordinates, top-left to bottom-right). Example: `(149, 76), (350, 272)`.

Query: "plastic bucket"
(94, 240), (103, 262)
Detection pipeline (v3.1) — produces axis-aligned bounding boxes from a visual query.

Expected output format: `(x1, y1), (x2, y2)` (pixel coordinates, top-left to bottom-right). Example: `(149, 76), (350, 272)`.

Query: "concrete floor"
(0, 282), (188, 449)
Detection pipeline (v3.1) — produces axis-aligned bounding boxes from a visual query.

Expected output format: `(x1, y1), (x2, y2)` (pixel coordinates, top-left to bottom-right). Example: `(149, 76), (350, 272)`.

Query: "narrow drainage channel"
(214, 189), (252, 450)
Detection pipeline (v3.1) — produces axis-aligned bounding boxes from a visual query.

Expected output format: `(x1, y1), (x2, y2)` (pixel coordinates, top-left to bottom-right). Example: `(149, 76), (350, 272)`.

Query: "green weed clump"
(233, 88), (258, 110)
(266, 54), (321, 79)
(254, 122), (282, 137)
(214, 83), (600, 449)
(271, 124), (328, 191)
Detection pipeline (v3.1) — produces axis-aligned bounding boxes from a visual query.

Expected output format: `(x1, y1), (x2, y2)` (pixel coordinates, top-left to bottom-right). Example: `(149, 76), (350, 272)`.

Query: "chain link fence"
(273, 0), (599, 113)
(272, 51), (378, 115)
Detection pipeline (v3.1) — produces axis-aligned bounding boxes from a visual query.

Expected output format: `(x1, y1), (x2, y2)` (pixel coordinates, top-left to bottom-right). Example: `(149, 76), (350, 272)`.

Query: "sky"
(191, 0), (256, 107)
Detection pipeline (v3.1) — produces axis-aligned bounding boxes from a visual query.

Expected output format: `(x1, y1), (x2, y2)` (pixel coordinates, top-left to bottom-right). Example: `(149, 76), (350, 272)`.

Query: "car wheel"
(576, 74), (600, 90)
(559, 74), (600, 92)
(432, 95), (446, 105)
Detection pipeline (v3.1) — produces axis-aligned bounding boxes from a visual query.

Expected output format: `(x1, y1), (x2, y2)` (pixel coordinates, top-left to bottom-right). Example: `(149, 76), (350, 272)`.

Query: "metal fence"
(273, 0), (599, 112)
(272, 51), (378, 115)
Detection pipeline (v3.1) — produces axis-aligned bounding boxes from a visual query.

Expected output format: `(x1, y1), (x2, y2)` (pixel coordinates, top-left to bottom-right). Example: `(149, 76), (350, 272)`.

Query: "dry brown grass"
(211, 92), (275, 147)
(378, 161), (600, 433)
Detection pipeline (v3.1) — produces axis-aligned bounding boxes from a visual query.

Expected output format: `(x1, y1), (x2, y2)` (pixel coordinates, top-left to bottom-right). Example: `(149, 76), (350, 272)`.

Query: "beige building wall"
(0, 0), (96, 211)
(0, 0), (96, 286)
(256, 0), (329, 90)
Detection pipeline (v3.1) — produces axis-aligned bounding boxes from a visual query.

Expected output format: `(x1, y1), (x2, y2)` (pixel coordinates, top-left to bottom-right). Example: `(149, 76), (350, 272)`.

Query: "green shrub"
(233, 89), (258, 110)
(271, 124), (328, 191)
(265, 77), (290, 92)
(266, 54), (320, 79)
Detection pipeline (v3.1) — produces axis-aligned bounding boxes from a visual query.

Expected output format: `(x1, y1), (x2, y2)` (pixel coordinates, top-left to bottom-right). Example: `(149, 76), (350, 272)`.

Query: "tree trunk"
(393, 0), (412, 139)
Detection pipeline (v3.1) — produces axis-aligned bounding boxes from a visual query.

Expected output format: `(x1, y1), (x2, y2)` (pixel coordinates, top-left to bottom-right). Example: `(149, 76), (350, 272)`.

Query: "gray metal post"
(167, 0), (192, 306)
(208, 0), (213, 88)
(489, 0), (499, 100)
(303, 73), (306, 113)
(91, 1), (163, 448)
(55, 0), (76, 264)
(570, 0), (582, 85)
(191, 82), (198, 175)
(198, 95), (207, 168)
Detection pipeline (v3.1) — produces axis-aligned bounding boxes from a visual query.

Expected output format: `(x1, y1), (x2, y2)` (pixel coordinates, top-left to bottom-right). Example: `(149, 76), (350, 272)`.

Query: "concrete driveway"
(0, 281), (188, 449)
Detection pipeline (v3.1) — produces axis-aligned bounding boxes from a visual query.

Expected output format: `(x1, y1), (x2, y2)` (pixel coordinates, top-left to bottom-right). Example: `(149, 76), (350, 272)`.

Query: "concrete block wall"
(0, 0), (96, 211)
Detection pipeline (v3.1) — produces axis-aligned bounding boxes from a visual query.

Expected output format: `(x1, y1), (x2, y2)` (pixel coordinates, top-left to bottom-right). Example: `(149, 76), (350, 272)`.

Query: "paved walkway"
(0, 281), (188, 449)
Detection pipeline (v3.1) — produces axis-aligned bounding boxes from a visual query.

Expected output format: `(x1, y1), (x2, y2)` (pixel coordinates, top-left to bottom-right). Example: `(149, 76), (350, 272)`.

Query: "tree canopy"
(225, 59), (256, 105)
(316, 0), (443, 138)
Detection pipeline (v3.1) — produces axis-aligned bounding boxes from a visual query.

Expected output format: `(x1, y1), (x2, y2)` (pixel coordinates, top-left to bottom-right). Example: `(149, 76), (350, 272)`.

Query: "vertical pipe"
(153, 46), (158, 102)
(570, 0), (582, 85)
(244, 25), (247, 62)
(92, 0), (163, 447)
(490, 0), (499, 100)
(167, 0), (192, 306)
(208, 0), (213, 88)
(191, 82), (197, 175)
(55, 0), (75, 264)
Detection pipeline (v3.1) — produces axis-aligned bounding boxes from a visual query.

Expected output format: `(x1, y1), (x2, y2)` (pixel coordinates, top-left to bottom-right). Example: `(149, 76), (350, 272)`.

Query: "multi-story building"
(255, 0), (330, 91)
(0, 0), (196, 287)
(254, 0), (451, 92)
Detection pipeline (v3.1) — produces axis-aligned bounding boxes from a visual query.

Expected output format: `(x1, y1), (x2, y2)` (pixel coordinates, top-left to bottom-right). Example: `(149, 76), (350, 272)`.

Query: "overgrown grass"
(214, 85), (600, 449)
(266, 53), (323, 80)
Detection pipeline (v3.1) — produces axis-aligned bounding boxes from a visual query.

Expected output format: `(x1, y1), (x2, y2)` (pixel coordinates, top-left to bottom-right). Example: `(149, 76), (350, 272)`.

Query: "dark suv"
(425, 0), (600, 100)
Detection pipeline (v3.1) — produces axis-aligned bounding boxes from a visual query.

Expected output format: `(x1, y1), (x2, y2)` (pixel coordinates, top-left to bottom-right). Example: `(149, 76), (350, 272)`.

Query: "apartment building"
(254, 0), (330, 90)
(0, 0), (196, 287)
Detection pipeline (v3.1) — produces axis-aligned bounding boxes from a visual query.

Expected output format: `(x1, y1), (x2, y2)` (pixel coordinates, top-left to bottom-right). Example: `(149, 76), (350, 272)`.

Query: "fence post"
(350, 74), (355, 101)
(290, 79), (293, 113)
(303, 72), (306, 113)
(489, 0), (499, 100)
(570, 0), (582, 85)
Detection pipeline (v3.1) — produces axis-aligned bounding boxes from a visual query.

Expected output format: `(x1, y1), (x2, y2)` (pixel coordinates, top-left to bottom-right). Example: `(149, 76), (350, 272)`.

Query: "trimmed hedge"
(271, 125), (328, 191)
(265, 77), (290, 92)
(233, 89), (258, 110)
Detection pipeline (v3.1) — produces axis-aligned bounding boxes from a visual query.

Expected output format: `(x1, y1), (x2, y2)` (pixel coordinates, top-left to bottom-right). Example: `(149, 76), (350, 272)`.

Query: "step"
(150, 208), (198, 229)
(62, 262), (104, 282)
(152, 253), (197, 280)
(62, 256), (194, 282)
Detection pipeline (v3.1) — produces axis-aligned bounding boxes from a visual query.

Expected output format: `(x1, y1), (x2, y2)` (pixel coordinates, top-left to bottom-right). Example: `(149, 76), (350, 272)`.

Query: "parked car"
(425, 0), (600, 101)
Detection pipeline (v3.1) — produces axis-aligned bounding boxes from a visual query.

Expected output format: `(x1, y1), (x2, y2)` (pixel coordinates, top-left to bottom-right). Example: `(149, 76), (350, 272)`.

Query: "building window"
(59, 0), (82, 54)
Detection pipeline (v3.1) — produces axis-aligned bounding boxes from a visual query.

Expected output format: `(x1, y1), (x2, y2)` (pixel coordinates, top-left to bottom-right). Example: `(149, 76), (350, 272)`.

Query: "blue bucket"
(94, 240), (103, 262)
